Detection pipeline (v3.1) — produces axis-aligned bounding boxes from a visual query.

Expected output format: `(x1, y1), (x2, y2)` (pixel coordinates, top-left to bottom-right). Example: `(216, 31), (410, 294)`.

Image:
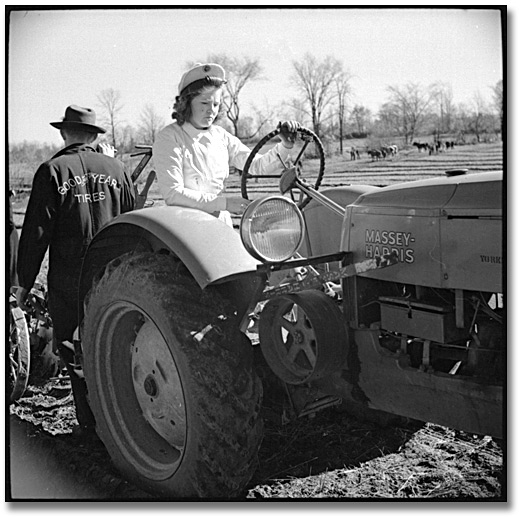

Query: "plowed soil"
(8, 376), (505, 500)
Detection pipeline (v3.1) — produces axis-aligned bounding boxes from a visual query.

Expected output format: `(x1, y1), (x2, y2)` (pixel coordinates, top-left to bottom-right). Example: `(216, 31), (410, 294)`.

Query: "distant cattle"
(413, 141), (429, 152)
(383, 144), (398, 157)
(368, 149), (383, 161)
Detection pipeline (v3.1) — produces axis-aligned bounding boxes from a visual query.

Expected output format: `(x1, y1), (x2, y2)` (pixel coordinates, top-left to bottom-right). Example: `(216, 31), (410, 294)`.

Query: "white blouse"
(152, 122), (291, 212)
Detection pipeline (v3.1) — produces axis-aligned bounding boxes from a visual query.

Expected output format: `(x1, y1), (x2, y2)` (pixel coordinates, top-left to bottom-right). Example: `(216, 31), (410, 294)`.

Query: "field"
(8, 140), (506, 501)
(10, 140), (504, 230)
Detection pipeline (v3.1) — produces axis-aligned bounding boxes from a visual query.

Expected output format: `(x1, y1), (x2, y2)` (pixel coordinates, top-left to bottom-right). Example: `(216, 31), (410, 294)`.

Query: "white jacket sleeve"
(226, 134), (292, 175)
(152, 127), (227, 212)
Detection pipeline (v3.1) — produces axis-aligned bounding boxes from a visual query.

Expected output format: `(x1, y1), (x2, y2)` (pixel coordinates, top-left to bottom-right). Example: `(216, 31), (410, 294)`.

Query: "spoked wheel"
(10, 306), (30, 402)
(82, 252), (263, 498)
(241, 126), (325, 209)
(258, 290), (347, 385)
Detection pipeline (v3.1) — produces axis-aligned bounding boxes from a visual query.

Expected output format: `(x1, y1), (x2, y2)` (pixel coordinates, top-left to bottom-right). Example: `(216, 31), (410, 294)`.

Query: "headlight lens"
(240, 196), (305, 263)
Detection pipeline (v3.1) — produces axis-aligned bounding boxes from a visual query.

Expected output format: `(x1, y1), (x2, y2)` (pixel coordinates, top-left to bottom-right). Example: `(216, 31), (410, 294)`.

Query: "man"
(16, 105), (135, 432)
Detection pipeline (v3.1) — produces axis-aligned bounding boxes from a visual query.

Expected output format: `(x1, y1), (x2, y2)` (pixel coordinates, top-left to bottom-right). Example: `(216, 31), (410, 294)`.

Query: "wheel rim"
(132, 321), (186, 450)
(272, 301), (317, 374)
(259, 291), (348, 385)
(93, 301), (187, 481)
(260, 298), (318, 384)
(10, 307), (30, 402)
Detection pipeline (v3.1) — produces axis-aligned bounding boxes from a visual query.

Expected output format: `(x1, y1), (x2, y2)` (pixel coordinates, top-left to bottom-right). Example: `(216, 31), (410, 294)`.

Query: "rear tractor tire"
(82, 252), (263, 498)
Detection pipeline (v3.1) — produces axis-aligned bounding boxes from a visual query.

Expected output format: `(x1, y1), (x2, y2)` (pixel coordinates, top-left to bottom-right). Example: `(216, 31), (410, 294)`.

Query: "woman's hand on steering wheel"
(278, 120), (302, 149)
(241, 124), (325, 210)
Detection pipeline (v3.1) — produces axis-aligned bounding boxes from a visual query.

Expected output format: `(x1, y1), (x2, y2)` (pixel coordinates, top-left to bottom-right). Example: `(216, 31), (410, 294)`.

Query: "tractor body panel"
(317, 328), (503, 438)
(300, 185), (379, 258)
(342, 171), (503, 292)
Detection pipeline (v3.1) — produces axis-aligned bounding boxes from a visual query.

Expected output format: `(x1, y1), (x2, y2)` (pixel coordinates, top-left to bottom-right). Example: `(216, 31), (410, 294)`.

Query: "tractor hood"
(342, 171), (503, 292)
(351, 170), (503, 214)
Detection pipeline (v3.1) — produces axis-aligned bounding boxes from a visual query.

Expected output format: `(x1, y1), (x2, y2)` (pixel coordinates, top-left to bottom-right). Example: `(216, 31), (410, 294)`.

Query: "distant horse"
(382, 145), (398, 158)
(413, 141), (429, 152)
(368, 149), (383, 161)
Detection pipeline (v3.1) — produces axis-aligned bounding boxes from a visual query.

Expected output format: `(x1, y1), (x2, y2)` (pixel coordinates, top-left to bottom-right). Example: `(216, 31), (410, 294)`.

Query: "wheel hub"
(293, 330), (305, 344)
(131, 321), (186, 450)
(144, 375), (159, 397)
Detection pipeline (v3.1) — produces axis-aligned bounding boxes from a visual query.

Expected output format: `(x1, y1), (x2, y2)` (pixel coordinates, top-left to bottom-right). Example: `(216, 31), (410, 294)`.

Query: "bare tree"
(430, 82), (456, 138)
(189, 55), (263, 138)
(334, 71), (352, 154)
(119, 124), (138, 154)
(491, 79), (503, 137)
(384, 83), (434, 144)
(466, 92), (496, 143)
(285, 98), (309, 126)
(377, 102), (406, 140)
(349, 105), (372, 136)
(97, 88), (123, 148)
(290, 53), (342, 138)
(243, 104), (276, 140)
(139, 103), (165, 144)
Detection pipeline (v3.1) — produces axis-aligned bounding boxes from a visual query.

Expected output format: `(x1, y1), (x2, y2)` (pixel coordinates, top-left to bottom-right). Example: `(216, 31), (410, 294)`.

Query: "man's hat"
(178, 63), (226, 95)
(50, 105), (106, 133)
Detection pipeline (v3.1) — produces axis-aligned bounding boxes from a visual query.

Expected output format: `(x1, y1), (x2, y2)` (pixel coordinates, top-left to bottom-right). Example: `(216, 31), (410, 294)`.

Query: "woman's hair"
(171, 76), (226, 125)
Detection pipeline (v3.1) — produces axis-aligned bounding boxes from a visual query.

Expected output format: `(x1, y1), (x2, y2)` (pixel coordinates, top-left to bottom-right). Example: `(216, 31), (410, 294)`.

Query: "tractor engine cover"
(258, 290), (349, 385)
(343, 171), (502, 292)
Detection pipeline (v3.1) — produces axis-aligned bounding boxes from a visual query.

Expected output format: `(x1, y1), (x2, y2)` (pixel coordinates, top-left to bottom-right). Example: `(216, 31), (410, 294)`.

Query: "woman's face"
(189, 87), (222, 129)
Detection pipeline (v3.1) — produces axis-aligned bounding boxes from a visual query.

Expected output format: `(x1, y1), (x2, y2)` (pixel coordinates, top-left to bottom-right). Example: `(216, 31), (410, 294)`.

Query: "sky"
(5, 5), (504, 145)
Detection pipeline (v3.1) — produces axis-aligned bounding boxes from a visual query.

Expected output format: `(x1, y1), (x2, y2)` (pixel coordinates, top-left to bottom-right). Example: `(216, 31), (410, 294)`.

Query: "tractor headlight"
(240, 196), (305, 263)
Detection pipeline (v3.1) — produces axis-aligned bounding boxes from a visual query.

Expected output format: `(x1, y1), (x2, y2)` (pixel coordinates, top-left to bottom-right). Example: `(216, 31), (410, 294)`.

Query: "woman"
(153, 63), (300, 224)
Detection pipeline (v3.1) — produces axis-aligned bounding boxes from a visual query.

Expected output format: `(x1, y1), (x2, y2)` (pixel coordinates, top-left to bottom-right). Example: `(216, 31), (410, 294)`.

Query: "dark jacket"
(17, 143), (135, 291)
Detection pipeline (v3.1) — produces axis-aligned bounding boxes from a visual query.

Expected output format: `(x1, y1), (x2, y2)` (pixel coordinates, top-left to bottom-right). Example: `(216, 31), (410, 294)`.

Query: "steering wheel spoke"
(241, 126), (325, 209)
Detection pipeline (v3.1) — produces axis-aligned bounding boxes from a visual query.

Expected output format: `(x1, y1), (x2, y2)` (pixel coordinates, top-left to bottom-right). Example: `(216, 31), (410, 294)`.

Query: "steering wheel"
(240, 126), (325, 209)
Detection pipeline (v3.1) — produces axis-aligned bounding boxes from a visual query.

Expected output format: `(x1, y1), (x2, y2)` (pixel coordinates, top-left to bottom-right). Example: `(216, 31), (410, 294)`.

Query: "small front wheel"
(82, 252), (263, 498)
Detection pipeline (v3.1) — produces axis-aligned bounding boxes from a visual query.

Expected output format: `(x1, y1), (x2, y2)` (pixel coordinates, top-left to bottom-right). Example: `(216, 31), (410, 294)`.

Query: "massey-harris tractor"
(77, 128), (504, 498)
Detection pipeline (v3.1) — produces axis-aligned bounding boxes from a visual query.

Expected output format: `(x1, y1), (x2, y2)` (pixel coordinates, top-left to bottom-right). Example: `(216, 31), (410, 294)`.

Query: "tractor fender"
(80, 205), (260, 299)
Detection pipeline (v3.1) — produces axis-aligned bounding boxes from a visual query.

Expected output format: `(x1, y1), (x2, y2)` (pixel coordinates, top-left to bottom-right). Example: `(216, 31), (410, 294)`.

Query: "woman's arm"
(226, 120), (303, 176)
(228, 136), (292, 176)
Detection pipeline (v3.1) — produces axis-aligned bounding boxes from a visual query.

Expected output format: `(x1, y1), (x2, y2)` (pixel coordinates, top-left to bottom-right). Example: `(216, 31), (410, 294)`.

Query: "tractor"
(76, 127), (504, 498)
